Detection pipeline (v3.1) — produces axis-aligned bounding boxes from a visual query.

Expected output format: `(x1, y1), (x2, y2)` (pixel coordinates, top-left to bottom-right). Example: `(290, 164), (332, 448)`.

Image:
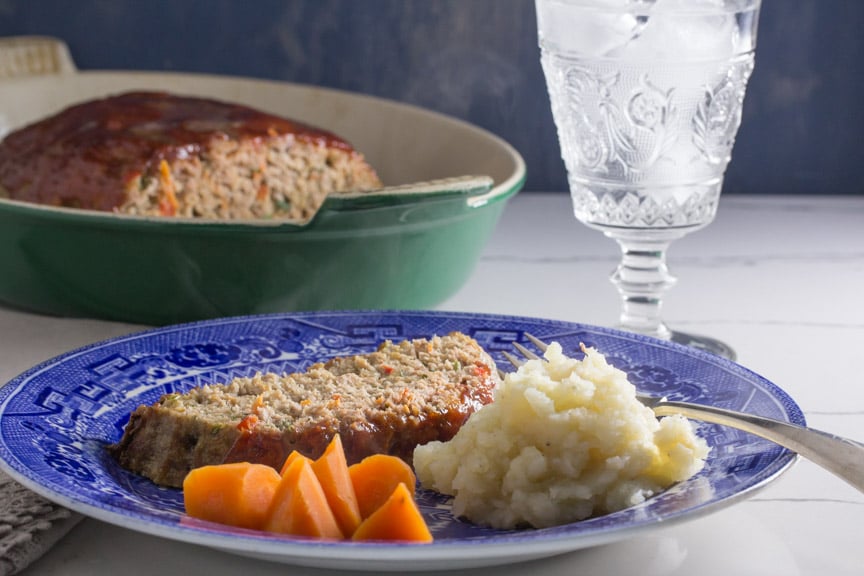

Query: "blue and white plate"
(0, 311), (802, 571)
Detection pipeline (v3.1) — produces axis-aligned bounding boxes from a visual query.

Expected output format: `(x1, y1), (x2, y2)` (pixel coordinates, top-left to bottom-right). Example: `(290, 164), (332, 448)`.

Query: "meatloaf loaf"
(0, 91), (382, 220)
(111, 332), (499, 488)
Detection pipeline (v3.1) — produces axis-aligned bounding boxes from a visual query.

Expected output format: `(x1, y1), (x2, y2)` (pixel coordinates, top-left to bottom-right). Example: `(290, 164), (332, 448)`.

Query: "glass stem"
(606, 231), (686, 340)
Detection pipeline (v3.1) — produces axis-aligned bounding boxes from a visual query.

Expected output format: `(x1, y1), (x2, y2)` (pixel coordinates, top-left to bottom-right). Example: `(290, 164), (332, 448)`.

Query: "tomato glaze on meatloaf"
(0, 91), (381, 220)
(110, 332), (500, 488)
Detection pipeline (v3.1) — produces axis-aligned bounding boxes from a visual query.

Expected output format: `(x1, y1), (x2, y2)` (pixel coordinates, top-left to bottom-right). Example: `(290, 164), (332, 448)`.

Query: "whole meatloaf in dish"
(110, 332), (500, 488)
(0, 91), (382, 220)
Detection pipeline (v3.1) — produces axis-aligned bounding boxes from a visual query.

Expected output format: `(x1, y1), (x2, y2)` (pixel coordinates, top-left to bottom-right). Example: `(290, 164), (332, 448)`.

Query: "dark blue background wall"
(1, 0), (862, 194)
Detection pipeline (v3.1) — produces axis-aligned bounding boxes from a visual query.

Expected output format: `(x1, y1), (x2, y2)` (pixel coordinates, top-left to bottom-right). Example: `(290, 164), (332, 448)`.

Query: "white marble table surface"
(2, 192), (862, 575)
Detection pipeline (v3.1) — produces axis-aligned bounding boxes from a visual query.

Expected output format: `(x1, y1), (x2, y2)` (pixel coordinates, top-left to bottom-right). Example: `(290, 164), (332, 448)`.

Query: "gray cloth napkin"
(0, 469), (81, 575)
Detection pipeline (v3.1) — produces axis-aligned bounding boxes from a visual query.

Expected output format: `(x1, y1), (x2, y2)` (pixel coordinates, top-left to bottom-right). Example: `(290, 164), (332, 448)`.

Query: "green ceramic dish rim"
(0, 69), (527, 233)
(0, 171), (524, 233)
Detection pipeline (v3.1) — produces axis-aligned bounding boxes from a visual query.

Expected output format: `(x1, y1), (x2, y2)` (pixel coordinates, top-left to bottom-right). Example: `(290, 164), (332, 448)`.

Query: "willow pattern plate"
(0, 311), (802, 571)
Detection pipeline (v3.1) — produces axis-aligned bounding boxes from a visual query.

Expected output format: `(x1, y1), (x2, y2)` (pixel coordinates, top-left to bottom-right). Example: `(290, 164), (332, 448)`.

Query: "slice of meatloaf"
(110, 332), (499, 488)
(0, 91), (381, 220)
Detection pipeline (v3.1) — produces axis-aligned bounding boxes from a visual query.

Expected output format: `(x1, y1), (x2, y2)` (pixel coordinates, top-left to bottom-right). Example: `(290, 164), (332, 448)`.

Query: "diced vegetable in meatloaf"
(110, 332), (500, 488)
(0, 91), (382, 220)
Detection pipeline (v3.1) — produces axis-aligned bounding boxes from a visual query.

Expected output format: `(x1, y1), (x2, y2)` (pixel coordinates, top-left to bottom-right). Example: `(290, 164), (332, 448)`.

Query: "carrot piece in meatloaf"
(110, 332), (500, 488)
(0, 91), (381, 220)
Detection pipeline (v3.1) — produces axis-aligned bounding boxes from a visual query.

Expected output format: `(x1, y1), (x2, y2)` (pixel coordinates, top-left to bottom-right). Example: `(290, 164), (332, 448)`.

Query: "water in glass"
(537, 0), (761, 357)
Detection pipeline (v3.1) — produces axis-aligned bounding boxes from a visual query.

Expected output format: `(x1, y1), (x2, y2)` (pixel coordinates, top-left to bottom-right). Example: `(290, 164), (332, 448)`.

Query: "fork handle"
(653, 401), (864, 494)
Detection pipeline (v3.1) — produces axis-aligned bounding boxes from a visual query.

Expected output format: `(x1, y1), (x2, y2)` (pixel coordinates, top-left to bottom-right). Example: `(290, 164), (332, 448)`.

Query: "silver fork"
(503, 333), (864, 494)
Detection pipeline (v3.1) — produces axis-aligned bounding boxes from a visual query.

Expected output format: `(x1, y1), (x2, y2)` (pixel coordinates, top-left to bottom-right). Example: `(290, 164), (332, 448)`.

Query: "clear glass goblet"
(536, 0), (762, 359)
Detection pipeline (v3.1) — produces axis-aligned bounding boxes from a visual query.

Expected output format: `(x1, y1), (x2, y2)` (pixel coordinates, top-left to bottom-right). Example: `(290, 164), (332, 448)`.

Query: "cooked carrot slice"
(311, 435), (362, 537)
(157, 159), (179, 216)
(349, 454), (417, 519)
(278, 450), (308, 476)
(264, 457), (343, 539)
(183, 462), (281, 530)
(351, 483), (433, 543)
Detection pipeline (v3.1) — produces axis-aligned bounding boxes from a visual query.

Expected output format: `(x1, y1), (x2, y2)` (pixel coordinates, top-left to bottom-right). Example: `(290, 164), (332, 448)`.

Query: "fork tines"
(512, 341), (540, 361)
(523, 333), (550, 353)
(501, 334), (549, 373)
(501, 351), (523, 373)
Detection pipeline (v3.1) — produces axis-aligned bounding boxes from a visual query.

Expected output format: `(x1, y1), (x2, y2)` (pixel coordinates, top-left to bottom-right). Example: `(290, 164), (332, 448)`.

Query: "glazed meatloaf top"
(0, 91), (382, 220)
(110, 332), (500, 488)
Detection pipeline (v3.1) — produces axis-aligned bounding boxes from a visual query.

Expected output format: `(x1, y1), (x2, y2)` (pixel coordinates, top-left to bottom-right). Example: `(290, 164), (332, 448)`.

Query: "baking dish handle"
(0, 36), (77, 79)
(322, 175), (495, 212)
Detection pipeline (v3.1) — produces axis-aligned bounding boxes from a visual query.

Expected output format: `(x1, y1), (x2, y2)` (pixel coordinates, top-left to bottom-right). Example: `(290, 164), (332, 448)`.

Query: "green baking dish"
(0, 70), (525, 325)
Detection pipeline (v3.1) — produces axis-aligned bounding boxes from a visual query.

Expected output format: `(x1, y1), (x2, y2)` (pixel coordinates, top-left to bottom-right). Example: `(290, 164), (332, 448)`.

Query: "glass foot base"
(670, 331), (736, 361)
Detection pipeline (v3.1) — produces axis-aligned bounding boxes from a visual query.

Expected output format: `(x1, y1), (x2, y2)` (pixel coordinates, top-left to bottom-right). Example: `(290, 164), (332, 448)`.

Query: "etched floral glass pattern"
(543, 53), (755, 230)
(536, 0), (761, 355)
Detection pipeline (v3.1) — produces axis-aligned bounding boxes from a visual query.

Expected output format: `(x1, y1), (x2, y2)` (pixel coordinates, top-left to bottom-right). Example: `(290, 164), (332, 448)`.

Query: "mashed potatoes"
(413, 342), (709, 529)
